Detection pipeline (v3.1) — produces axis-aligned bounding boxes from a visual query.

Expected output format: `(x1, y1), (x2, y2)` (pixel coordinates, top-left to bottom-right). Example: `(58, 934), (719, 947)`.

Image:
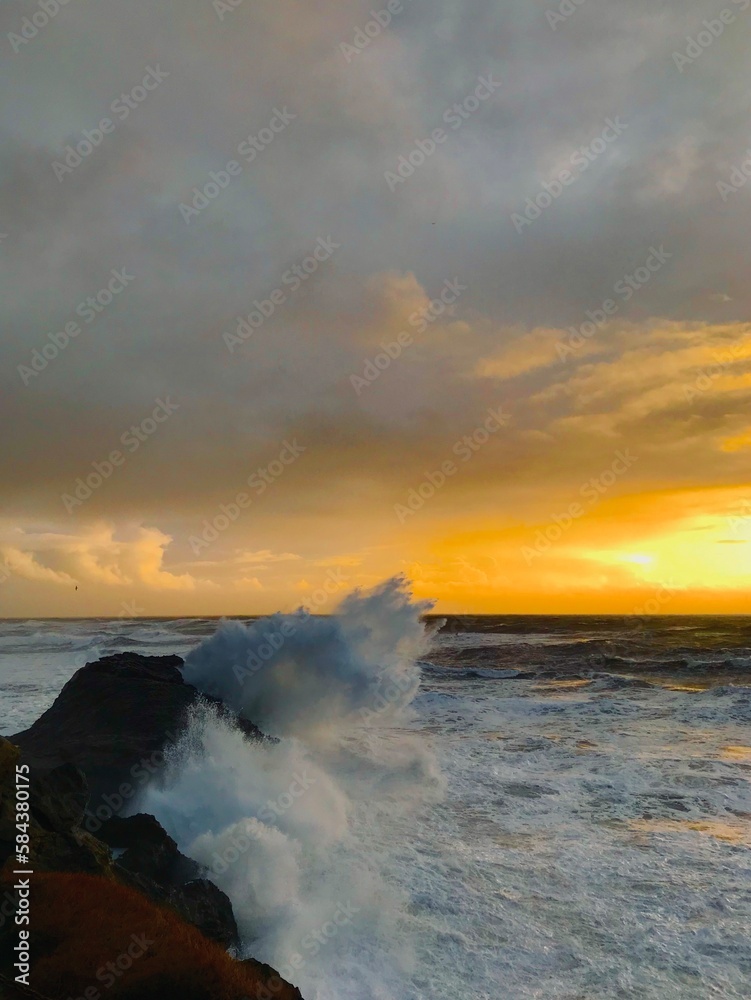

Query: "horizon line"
(2, 612), (751, 621)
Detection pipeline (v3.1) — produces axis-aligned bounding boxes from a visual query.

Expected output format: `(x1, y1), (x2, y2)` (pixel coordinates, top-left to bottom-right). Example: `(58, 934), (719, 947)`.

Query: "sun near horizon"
(2, 1), (751, 619)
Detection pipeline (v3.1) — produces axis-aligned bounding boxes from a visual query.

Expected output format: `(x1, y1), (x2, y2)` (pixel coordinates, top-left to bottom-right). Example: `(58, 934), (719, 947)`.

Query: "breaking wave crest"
(139, 578), (445, 998)
(180, 576), (435, 736)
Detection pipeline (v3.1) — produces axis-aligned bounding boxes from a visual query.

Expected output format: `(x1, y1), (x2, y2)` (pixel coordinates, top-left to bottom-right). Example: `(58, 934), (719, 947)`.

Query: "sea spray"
(7, 614), (750, 997)
(137, 577), (446, 996)
(180, 576), (436, 736)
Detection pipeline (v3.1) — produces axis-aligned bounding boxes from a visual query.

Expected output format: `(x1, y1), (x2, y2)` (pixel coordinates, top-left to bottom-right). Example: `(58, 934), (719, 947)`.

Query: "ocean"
(1, 595), (750, 1000)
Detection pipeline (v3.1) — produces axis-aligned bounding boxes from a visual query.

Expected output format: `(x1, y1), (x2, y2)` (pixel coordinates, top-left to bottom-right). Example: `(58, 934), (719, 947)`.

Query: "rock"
(0, 738), (113, 878)
(27, 762), (88, 834)
(0, 973), (56, 999)
(97, 811), (174, 850)
(11, 652), (265, 805)
(87, 651), (185, 683)
(99, 813), (199, 884)
(241, 959), (305, 999)
(101, 817), (238, 946)
(118, 831), (201, 889)
(1, 655), (295, 991)
(0, 872), (301, 1000)
(10, 653), (196, 803)
(0, 738), (21, 864)
(77, 813), (239, 946)
(170, 879), (239, 949)
(111, 863), (239, 948)
(0, 737), (249, 957)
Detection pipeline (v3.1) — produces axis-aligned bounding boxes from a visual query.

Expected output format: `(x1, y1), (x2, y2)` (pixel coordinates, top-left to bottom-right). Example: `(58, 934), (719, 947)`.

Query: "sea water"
(1, 582), (750, 999)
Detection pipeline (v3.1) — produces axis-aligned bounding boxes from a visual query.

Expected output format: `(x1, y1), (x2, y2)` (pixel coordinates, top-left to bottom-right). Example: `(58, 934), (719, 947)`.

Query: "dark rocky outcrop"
(11, 651), (266, 804)
(0, 740), (112, 878)
(0, 973), (56, 999)
(1, 740), (235, 944)
(11, 653), (198, 802)
(170, 879), (240, 950)
(0, 653), (302, 997)
(98, 810), (178, 850)
(100, 812), (201, 885)
(26, 762), (88, 834)
(0, 871), (303, 1000)
(97, 813), (239, 947)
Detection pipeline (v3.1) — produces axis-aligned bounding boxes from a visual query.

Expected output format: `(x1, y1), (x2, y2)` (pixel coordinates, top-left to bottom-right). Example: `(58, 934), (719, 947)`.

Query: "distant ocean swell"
(1, 597), (750, 997)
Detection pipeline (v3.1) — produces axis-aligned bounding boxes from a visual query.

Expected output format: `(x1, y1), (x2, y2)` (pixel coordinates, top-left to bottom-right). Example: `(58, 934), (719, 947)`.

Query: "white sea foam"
(180, 576), (435, 736)
(2, 604), (751, 997)
(140, 578), (446, 997)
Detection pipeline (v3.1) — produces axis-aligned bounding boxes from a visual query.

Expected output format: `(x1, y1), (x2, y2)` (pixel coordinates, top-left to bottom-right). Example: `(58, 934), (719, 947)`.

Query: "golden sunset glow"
(2, 313), (750, 616)
(1, 3), (750, 618)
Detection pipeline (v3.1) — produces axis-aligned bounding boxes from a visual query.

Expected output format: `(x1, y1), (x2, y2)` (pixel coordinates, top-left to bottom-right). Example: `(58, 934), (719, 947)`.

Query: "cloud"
(721, 429), (751, 453)
(0, 523), (197, 592)
(3, 0), (751, 612)
(234, 550), (301, 568)
(1, 549), (77, 588)
(475, 327), (581, 380)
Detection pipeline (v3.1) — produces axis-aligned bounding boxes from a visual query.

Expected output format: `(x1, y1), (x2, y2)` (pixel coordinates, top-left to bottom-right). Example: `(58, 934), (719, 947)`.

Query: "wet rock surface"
(0, 653), (301, 998)
(11, 651), (267, 802)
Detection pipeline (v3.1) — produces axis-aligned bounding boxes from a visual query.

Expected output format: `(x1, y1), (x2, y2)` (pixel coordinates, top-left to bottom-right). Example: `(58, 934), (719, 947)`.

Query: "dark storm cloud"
(1, 0), (750, 529)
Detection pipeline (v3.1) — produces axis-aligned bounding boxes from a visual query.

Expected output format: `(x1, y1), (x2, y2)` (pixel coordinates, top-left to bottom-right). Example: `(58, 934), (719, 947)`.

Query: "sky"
(1, 0), (750, 616)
